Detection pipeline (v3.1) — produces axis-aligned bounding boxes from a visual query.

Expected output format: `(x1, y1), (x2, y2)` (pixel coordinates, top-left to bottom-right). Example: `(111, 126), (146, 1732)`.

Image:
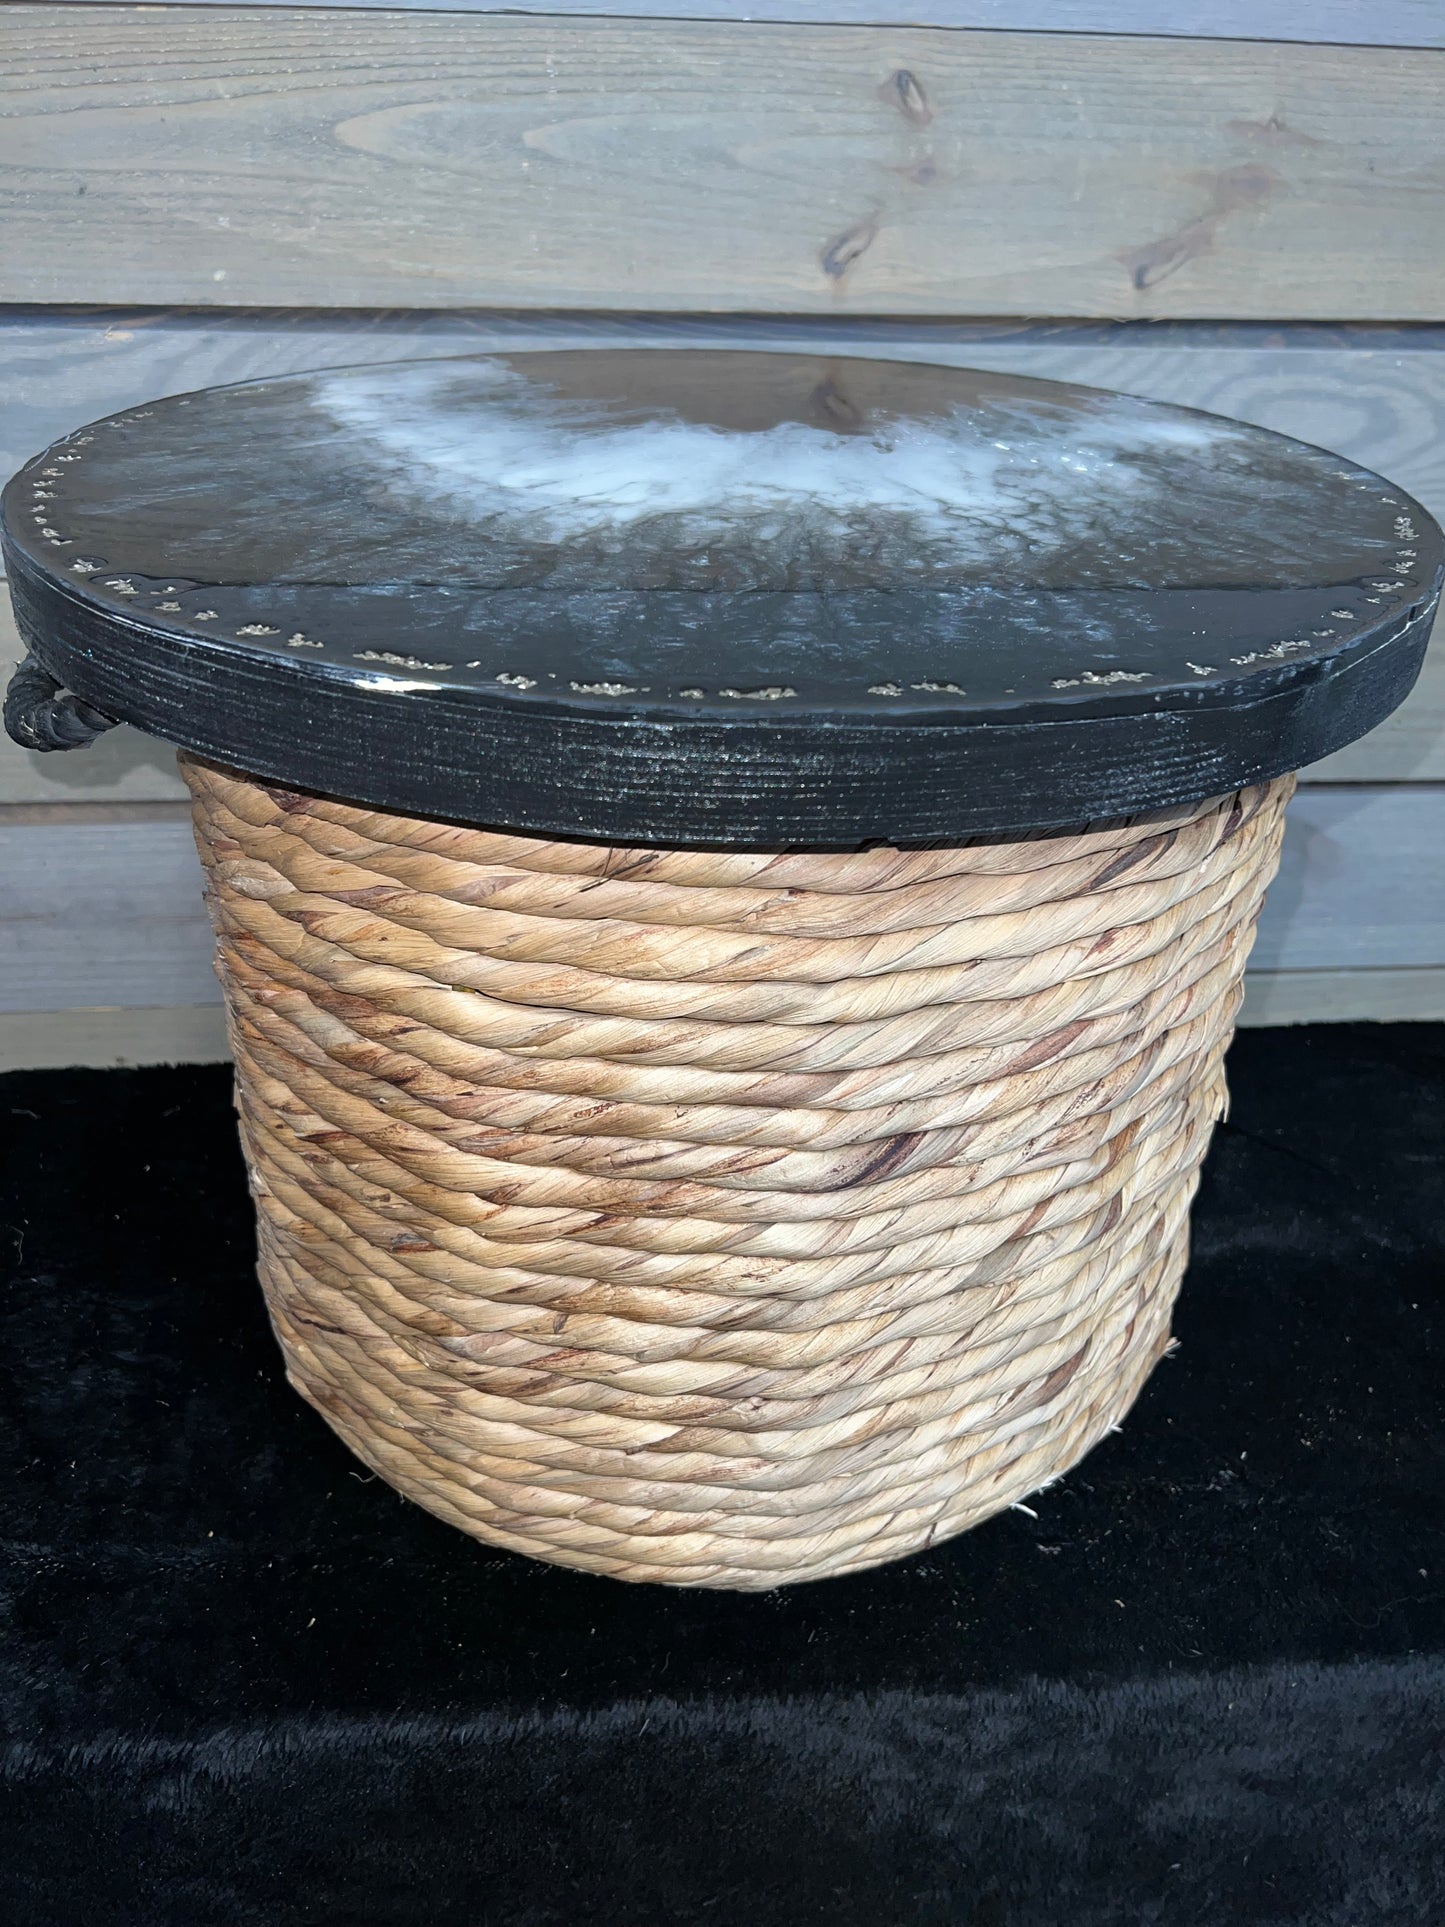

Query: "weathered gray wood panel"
(2, 786), (1440, 1014)
(7, 313), (1441, 793)
(1247, 787), (1445, 973)
(51, 0), (1445, 52)
(0, 806), (215, 1012)
(3, 10), (1442, 317)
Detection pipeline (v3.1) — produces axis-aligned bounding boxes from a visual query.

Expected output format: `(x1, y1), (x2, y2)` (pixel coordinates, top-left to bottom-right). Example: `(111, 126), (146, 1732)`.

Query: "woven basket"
(183, 755), (1292, 1589)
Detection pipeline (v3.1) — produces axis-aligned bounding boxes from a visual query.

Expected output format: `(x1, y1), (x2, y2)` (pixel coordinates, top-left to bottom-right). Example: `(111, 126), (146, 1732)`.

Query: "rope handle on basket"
(4, 653), (119, 752)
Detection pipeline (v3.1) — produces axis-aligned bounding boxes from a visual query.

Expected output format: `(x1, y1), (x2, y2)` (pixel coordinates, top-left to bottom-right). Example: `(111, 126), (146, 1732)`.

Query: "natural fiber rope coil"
(182, 756), (1293, 1589)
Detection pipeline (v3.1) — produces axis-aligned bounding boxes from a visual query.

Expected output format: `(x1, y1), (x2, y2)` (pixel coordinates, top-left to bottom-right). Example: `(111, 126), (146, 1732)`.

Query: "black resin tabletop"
(3, 351), (1440, 844)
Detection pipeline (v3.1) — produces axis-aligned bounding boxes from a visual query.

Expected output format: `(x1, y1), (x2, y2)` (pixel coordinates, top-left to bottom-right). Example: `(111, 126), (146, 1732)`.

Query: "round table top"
(3, 350), (1440, 845)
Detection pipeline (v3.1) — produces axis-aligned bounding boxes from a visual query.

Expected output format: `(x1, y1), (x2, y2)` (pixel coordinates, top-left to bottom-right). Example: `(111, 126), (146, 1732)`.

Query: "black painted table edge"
(5, 345), (1443, 847)
(4, 547), (1438, 847)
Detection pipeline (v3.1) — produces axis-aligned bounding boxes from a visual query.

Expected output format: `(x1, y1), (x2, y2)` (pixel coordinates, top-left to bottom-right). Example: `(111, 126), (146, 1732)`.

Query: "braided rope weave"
(183, 756), (1293, 1589)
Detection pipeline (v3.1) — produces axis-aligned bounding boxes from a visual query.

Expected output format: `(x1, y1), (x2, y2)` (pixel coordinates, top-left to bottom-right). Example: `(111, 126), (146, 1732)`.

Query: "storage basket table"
(5, 351), (1440, 1588)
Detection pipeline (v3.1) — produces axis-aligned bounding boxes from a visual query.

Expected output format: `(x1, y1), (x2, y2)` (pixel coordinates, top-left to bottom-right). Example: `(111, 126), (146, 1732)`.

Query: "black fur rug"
(2, 1024), (1443, 1926)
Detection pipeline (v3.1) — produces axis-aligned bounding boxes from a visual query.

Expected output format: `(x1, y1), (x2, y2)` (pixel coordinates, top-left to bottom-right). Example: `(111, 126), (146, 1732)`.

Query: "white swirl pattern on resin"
(310, 359), (1252, 581)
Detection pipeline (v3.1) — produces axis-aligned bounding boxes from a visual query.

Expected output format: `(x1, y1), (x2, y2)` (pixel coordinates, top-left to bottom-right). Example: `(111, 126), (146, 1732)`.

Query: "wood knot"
(883, 69), (933, 126)
(821, 219), (878, 281)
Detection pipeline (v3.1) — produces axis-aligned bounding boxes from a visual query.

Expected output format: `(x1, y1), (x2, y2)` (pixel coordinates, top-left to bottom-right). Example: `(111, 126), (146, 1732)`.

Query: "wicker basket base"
(183, 758), (1292, 1588)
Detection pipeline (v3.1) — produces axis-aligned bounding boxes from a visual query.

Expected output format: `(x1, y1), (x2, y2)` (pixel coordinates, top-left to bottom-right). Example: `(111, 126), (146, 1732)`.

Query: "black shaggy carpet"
(2, 1023), (1443, 1926)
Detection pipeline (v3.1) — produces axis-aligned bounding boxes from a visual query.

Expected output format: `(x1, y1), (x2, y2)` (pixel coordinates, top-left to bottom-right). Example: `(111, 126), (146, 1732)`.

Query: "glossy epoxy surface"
(6, 350), (1438, 722)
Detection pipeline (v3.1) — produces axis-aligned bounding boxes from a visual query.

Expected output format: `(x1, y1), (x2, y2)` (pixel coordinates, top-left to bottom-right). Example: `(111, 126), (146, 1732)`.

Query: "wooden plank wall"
(50, 0), (1445, 46)
(1, 6), (1442, 1068)
(6, 9), (1444, 318)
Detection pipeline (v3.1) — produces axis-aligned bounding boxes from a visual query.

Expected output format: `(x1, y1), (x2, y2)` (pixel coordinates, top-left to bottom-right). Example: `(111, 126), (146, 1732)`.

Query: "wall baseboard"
(0, 1006), (230, 1073)
(1237, 967), (1445, 1027)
